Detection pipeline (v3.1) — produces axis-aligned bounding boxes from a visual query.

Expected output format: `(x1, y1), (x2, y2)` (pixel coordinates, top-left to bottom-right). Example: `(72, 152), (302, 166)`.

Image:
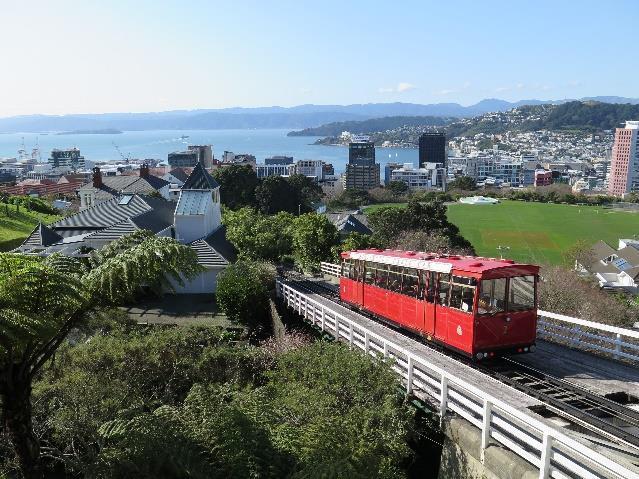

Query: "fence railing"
(277, 279), (638, 479)
(537, 310), (639, 363)
(320, 261), (340, 277)
(320, 262), (639, 364)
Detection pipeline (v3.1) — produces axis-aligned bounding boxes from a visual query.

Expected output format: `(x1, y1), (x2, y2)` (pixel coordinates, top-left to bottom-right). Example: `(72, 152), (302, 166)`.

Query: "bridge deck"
(519, 340), (639, 400)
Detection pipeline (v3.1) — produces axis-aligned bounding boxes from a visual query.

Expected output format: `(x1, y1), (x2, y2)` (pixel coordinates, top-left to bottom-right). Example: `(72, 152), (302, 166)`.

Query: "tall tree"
(0, 231), (202, 478)
(255, 176), (297, 215)
(223, 208), (294, 261)
(292, 214), (339, 270)
(212, 165), (259, 210)
(286, 174), (323, 213)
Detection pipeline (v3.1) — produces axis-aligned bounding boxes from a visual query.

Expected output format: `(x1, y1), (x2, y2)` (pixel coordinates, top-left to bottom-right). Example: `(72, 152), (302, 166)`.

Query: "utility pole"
(496, 245), (510, 260)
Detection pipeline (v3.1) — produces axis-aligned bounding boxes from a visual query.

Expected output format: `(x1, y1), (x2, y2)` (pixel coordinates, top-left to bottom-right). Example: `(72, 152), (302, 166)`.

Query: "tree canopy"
(367, 199), (472, 251)
(292, 214), (339, 271)
(212, 165), (259, 210)
(0, 231), (203, 478)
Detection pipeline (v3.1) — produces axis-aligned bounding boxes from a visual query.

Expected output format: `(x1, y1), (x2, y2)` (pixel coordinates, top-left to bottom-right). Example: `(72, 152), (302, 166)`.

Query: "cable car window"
(375, 264), (389, 288)
(388, 266), (403, 293)
(509, 276), (536, 311)
(449, 280), (475, 313)
(401, 268), (419, 297)
(452, 275), (477, 286)
(341, 259), (352, 279)
(424, 271), (436, 303)
(437, 273), (450, 305)
(364, 262), (375, 285)
(478, 278), (507, 315)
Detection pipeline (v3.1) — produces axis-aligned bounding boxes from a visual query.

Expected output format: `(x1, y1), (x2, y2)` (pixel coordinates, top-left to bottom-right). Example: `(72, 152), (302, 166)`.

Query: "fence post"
(539, 432), (552, 479)
(364, 331), (369, 356)
(406, 356), (413, 394)
(320, 306), (325, 332)
(480, 399), (492, 463)
(439, 376), (449, 427)
(349, 323), (354, 348)
(614, 333), (622, 360)
(383, 341), (389, 359)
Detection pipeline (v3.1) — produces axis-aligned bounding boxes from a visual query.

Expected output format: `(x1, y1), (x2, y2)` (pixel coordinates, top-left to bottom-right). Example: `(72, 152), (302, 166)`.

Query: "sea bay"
(0, 129), (418, 176)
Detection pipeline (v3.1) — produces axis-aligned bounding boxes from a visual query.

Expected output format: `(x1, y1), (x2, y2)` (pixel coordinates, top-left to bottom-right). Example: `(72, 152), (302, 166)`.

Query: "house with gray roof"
(78, 163), (170, 209)
(580, 239), (639, 293)
(16, 163), (234, 294)
(325, 211), (372, 237)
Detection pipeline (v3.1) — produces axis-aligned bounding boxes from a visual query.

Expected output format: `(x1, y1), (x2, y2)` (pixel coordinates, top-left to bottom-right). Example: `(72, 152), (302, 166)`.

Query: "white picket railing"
(537, 310), (639, 363)
(277, 279), (638, 479)
(320, 262), (639, 364)
(320, 261), (341, 277)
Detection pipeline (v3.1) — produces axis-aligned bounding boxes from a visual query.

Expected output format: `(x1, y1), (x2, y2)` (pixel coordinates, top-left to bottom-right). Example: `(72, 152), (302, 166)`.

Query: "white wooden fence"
(320, 262), (639, 364)
(277, 279), (639, 479)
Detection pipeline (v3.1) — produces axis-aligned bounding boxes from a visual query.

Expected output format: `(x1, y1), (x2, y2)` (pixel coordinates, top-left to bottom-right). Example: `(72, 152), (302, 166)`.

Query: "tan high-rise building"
(608, 121), (639, 197)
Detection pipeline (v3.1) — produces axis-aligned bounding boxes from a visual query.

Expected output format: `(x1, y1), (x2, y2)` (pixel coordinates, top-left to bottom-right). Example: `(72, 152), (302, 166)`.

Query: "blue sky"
(0, 0), (637, 116)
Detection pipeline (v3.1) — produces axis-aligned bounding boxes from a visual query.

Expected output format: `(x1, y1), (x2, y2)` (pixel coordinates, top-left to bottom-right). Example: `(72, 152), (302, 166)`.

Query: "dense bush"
(216, 261), (275, 335)
(11, 327), (417, 478)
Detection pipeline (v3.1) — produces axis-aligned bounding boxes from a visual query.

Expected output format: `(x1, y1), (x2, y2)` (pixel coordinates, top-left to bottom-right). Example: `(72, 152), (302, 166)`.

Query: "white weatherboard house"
(16, 163), (235, 294)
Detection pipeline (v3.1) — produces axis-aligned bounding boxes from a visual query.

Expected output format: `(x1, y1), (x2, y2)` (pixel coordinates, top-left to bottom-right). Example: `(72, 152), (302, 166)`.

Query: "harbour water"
(0, 129), (418, 175)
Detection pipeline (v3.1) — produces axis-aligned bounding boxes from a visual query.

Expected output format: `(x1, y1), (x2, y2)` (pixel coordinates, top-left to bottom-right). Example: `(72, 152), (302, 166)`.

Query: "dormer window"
(118, 194), (134, 205)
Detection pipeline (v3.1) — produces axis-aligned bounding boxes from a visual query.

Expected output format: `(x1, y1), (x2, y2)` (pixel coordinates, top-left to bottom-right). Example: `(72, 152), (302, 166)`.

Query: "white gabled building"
(16, 162), (235, 294)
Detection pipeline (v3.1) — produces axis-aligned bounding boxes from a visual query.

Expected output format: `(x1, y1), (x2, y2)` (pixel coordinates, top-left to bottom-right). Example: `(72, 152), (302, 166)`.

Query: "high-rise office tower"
(344, 136), (379, 190)
(608, 121), (639, 197)
(418, 132), (446, 167)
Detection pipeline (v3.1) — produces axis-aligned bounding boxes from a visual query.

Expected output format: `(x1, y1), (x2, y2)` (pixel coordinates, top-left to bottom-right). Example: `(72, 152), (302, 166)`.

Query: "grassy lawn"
(362, 202), (408, 214)
(0, 205), (62, 250)
(446, 200), (639, 265)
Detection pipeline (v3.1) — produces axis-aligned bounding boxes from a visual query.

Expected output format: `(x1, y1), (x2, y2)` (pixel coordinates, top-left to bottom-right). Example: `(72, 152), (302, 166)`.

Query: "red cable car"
(339, 249), (539, 360)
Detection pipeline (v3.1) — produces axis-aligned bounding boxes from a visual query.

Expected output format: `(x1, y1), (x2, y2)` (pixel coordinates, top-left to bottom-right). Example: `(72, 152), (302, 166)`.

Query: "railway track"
(282, 273), (639, 452)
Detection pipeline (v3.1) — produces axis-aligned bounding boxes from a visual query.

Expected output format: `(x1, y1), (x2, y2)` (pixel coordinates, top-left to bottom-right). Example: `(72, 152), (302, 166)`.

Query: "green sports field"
(446, 200), (639, 265)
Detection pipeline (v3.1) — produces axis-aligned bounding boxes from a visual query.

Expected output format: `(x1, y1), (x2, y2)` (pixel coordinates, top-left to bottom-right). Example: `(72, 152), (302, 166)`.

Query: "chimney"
(140, 163), (149, 178)
(92, 167), (102, 188)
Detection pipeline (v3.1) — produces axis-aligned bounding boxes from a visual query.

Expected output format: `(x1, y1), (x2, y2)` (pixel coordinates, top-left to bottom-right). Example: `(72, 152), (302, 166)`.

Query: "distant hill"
(287, 116), (454, 137)
(447, 101), (639, 137)
(0, 97), (637, 133)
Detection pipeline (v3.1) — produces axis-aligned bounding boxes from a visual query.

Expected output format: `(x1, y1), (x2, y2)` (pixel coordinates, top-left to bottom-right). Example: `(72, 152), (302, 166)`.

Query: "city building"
(265, 155), (293, 165)
(168, 150), (199, 168)
(168, 145), (213, 168)
(608, 121), (639, 197)
(344, 136), (380, 190)
(384, 162), (403, 185)
(390, 163), (446, 190)
(256, 163), (296, 179)
(418, 132), (446, 167)
(15, 164), (235, 294)
(187, 145), (213, 168)
(534, 169), (553, 187)
(219, 151), (256, 169)
(348, 136), (376, 165)
(48, 148), (85, 172)
(295, 159), (324, 179)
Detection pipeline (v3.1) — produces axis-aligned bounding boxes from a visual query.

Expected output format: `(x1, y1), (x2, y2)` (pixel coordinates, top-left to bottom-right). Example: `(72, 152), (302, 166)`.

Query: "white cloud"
(567, 80), (582, 88)
(378, 82), (416, 94)
(299, 87), (312, 94)
(435, 89), (456, 96)
(462, 81), (471, 89)
(494, 86), (511, 93)
(397, 82), (416, 92)
(516, 83), (525, 89)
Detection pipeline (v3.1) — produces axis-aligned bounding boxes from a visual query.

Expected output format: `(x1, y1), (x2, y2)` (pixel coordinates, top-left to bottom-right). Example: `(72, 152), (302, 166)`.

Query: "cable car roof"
(342, 249), (539, 275)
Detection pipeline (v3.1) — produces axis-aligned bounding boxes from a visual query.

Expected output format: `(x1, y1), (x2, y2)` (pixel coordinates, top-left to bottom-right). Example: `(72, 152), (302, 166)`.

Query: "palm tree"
(0, 230), (203, 479)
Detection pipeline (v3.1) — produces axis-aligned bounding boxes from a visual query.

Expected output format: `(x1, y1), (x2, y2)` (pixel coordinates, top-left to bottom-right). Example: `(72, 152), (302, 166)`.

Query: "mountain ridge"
(0, 97), (637, 133)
